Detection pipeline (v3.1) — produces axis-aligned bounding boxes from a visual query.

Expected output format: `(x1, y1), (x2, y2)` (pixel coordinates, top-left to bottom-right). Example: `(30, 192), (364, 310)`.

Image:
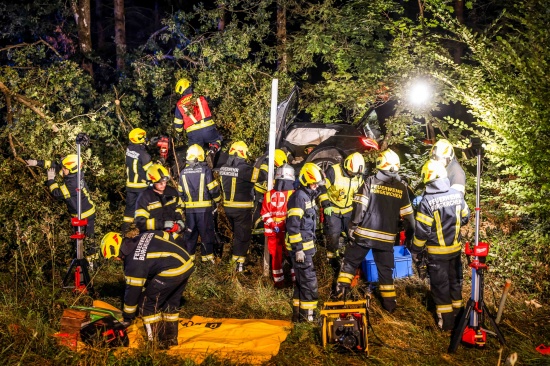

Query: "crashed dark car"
(274, 86), (380, 172)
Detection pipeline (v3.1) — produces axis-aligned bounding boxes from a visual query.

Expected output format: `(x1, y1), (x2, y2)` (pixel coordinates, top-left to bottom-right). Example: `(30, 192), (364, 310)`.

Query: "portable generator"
(320, 298), (369, 353)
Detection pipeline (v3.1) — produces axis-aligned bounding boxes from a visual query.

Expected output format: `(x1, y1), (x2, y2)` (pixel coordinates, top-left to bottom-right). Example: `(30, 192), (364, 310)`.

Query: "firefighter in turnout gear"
(287, 162), (324, 322)
(173, 77), (223, 164)
(411, 160), (470, 330)
(252, 149), (288, 237)
(219, 141), (267, 272)
(177, 144), (221, 263)
(135, 164), (185, 238)
(318, 152), (365, 270)
(100, 231), (194, 349)
(261, 163), (295, 287)
(26, 155), (96, 237)
(336, 149), (415, 313)
(430, 139), (466, 196)
(123, 128), (153, 232)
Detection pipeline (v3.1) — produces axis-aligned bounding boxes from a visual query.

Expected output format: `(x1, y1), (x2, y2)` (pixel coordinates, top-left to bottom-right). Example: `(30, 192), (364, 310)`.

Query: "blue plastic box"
(361, 245), (413, 282)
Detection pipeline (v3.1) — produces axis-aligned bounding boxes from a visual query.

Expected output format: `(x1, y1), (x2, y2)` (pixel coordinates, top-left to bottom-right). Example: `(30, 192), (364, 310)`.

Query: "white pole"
(263, 79), (278, 276)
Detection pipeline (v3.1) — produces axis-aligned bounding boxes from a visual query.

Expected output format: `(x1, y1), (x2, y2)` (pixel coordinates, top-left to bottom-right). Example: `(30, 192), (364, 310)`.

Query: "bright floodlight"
(408, 81), (432, 106)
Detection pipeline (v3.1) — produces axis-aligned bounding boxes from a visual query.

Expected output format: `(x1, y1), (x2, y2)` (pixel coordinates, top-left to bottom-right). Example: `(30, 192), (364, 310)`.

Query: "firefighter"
(335, 149), (415, 313)
(123, 128), (153, 232)
(26, 155), (96, 237)
(134, 164), (185, 237)
(286, 162), (324, 322)
(177, 144), (221, 263)
(411, 160), (470, 331)
(430, 138), (466, 196)
(173, 77), (223, 165)
(100, 230), (194, 348)
(260, 163), (295, 287)
(252, 149), (289, 237)
(219, 141), (267, 272)
(318, 152), (366, 270)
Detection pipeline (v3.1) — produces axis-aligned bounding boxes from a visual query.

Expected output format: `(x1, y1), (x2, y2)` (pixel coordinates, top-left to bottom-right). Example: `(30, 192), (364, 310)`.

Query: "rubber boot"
(159, 321), (179, 349)
(299, 308), (315, 323)
(143, 321), (161, 346)
(292, 305), (300, 323)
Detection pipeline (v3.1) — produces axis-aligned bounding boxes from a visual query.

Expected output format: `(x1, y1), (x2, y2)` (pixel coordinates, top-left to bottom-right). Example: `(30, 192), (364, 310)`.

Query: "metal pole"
(263, 79), (279, 276)
(76, 142), (83, 260)
(469, 149), (482, 327)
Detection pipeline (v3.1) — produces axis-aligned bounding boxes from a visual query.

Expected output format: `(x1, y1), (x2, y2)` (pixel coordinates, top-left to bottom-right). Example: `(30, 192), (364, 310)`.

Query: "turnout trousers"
(427, 254), (463, 330)
(184, 210), (216, 262)
(290, 249), (318, 322)
(323, 211), (351, 258)
(225, 207), (253, 263)
(187, 125), (222, 149)
(139, 273), (192, 343)
(338, 244), (397, 312)
(123, 190), (144, 230)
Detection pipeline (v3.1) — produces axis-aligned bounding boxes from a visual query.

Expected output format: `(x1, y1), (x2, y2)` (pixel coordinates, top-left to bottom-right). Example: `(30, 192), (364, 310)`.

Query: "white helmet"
(274, 163), (295, 181)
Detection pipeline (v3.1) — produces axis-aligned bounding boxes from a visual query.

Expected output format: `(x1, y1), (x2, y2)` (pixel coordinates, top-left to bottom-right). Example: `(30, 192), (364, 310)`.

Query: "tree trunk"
(95, 0), (105, 51)
(218, 3), (226, 31)
(71, 0), (93, 76)
(276, 0), (287, 72)
(453, 0), (464, 64)
(114, 0), (127, 72)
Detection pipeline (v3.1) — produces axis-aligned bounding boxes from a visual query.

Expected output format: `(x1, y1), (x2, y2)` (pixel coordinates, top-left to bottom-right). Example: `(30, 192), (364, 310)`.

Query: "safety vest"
(325, 164), (363, 214)
(261, 189), (294, 235)
(175, 94), (214, 132)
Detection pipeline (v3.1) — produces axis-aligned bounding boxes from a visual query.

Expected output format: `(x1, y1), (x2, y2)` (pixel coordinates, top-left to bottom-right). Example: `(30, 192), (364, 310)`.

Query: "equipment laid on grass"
(361, 245), (413, 282)
(448, 138), (505, 353)
(320, 298), (369, 353)
(62, 133), (94, 296)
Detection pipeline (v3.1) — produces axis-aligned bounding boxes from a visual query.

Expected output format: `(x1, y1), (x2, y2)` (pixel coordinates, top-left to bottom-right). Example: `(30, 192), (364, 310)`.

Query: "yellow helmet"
(430, 139), (455, 167)
(421, 159), (448, 184)
(175, 78), (191, 94)
(146, 164), (170, 183)
(229, 141), (249, 159)
(62, 154), (80, 173)
(129, 128), (147, 144)
(343, 152), (365, 175)
(376, 149), (400, 172)
(298, 162), (325, 186)
(274, 149), (288, 167)
(186, 144), (205, 162)
(100, 232), (123, 259)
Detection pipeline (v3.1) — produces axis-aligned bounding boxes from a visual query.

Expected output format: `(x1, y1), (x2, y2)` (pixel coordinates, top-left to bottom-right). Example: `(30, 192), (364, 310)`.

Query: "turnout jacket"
(46, 170), (96, 219)
(120, 231), (195, 320)
(173, 92), (214, 133)
(350, 171), (414, 251)
(125, 143), (152, 191)
(219, 156), (266, 210)
(412, 178), (470, 259)
(177, 161), (221, 212)
(135, 186), (184, 232)
(285, 186), (318, 253)
(446, 159), (466, 196)
(318, 163), (363, 214)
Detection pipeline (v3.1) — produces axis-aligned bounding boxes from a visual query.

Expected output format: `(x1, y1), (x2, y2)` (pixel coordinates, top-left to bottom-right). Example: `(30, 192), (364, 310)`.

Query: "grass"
(1, 240), (549, 366)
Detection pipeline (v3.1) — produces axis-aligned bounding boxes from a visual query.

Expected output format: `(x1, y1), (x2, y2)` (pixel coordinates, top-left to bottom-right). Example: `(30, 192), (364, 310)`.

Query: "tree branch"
(0, 39), (62, 59)
(0, 81), (59, 132)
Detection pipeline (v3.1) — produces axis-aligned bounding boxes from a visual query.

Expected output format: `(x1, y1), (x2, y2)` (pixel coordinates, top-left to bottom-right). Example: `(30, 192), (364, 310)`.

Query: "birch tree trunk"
(72, 0), (93, 76)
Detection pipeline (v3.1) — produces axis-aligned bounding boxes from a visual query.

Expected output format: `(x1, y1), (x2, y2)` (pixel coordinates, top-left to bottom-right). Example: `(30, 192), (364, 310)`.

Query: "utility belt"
(186, 119), (215, 133)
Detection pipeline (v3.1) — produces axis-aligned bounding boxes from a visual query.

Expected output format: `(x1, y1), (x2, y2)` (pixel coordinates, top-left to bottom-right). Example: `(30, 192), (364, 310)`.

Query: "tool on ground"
(62, 133), (95, 296)
(448, 137), (505, 353)
(536, 344), (550, 356)
(320, 297), (369, 354)
(495, 279), (512, 324)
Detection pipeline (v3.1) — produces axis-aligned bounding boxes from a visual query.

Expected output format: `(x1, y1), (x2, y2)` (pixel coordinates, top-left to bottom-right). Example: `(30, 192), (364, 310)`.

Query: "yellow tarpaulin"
(56, 301), (292, 364)
(126, 315), (292, 365)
